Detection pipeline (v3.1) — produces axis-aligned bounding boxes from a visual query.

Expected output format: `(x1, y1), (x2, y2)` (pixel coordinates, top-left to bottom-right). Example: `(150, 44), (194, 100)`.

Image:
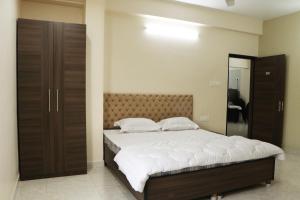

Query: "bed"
(103, 93), (283, 200)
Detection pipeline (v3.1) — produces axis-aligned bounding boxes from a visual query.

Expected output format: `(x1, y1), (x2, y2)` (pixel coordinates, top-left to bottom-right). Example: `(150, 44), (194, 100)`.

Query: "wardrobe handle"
(278, 101), (281, 112)
(56, 89), (59, 112)
(281, 101), (284, 112)
(48, 89), (51, 112)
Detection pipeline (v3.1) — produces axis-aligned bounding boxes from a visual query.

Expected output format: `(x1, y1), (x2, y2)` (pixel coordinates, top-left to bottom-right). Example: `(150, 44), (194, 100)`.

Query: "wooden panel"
(54, 22), (87, 174)
(147, 159), (274, 200)
(104, 143), (275, 200)
(17, 19), (55, 180)
(18, 19), (87, 180)
(252, 55), (286, 147)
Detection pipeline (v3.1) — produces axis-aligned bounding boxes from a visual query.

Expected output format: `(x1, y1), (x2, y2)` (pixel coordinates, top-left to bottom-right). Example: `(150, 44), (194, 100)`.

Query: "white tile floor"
(15, 153), (300, 200)
(227, 122), (248, 138)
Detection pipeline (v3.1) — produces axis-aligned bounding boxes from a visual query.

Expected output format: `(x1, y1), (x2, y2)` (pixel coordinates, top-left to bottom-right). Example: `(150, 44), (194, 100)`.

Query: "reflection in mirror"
(227, 57), (251, 137)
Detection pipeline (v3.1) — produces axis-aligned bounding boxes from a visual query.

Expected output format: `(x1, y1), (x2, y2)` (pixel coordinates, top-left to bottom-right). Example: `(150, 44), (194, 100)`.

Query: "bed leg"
(210, 194), (218, 200)
(266, 180), (272, 187)
(211, 194), (222, 200)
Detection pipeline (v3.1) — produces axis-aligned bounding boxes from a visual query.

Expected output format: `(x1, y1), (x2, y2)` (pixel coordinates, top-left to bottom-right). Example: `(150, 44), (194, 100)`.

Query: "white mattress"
(104, 129), (284, 192)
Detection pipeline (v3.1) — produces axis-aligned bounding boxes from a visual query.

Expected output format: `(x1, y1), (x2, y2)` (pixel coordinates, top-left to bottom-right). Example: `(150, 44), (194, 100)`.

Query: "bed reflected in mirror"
(227, 56), (252, 138)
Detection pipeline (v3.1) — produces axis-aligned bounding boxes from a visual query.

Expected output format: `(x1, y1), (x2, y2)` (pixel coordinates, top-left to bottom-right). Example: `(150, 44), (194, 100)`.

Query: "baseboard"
(284, 148), (300, 155)
(10, 174), (19, 200)
(87, 160), (104, 170)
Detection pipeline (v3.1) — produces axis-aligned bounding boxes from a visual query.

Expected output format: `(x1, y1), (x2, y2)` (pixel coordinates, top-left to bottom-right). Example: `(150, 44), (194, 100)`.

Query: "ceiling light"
(141, 14), (204, 27)
(145, 23), (199, 41)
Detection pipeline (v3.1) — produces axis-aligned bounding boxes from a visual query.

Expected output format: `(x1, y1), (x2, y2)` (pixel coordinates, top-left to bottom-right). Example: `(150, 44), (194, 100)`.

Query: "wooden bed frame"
(103, 93), (276, 200)
(104, 144), (275, 200)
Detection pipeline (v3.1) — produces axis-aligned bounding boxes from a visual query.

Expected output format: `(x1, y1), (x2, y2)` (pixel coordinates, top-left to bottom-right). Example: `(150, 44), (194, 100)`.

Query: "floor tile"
(15, 154), (300, 200)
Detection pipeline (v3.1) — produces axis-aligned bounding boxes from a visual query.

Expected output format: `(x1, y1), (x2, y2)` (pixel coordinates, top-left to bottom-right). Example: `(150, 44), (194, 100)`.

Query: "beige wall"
(259, 12), (300, 151)
(104, 12), (259, 133)
(85, 0), (105, 163)
(0, 0), (19, 199)
(20, 0), (84, 23)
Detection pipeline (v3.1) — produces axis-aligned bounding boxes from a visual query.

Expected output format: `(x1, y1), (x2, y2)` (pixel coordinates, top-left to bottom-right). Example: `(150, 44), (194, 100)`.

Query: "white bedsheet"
(104, 129), (285, 192)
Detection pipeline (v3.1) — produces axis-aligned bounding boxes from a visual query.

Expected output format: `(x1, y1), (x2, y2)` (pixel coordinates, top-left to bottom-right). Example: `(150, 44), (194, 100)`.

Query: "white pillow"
(114, 118), (161, 133)
(158, 117), (199, 131)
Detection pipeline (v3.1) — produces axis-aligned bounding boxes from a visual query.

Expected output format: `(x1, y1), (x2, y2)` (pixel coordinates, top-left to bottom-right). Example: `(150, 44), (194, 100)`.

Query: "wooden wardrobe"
(251, 55), (286, 147)
(17, 19), (87, 180)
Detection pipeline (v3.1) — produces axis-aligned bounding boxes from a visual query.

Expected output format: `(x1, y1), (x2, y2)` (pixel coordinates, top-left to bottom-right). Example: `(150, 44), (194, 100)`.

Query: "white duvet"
(105, 129), (285, 193)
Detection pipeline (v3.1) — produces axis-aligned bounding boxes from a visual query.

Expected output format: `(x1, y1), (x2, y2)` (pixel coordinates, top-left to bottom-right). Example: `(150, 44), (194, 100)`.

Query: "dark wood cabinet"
(17, 19), (87, 180)
(251, 55), (286, 147)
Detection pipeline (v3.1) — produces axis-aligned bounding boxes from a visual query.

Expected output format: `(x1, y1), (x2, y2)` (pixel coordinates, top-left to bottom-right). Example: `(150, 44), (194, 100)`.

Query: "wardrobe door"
(17, 19), (55, 180)
(54, 23), (87, 175)
(252, 55), (286, 147)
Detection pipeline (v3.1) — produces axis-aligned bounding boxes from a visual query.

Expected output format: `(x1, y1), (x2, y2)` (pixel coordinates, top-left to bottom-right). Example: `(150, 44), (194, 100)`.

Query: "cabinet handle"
(278, 101), (281, 112)
(48, 89), (51, 112)
(56, 89), (59, 112)
(281, 101), (284, 112)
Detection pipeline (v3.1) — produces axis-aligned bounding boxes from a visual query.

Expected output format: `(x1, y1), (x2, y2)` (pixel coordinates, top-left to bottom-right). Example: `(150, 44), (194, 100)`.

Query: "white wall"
(107, 0), (263, 35)
(229, 58), (251, 103)
(104, 12), (259, 133)
(0, 0), (19, 199)
(240, 68), (251, 104)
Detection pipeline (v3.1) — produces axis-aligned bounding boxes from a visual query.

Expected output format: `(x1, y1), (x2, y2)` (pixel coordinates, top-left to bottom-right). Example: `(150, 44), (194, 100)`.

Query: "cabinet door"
(252, 55), (286, 147)
(54, 23), (87, 175)
(17, 19), (55, 180)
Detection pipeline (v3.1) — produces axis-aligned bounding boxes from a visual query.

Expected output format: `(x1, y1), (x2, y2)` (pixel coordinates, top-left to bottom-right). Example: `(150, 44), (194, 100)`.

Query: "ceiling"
(174, 0), (300, 20)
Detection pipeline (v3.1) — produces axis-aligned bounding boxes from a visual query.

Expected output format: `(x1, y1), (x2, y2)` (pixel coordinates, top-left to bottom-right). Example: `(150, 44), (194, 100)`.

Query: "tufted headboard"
(103, 93), (193, 129)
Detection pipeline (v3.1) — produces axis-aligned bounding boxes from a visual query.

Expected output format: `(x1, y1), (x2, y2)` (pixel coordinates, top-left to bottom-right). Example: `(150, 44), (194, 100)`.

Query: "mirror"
(227, 57), (252, 137)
